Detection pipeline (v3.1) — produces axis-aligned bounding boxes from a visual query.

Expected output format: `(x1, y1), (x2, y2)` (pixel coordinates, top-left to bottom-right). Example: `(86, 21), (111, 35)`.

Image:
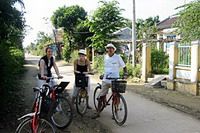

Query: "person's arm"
(40, 59), (47, 79)
(118, 55), (128, 78)
(123, 66), (128, 78)
(74, 59), (80, 74)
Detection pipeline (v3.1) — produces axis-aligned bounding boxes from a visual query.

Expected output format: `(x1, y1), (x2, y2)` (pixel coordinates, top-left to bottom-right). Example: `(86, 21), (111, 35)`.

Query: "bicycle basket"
(75, 74), (88, 88)
(111, 80), (127, 93)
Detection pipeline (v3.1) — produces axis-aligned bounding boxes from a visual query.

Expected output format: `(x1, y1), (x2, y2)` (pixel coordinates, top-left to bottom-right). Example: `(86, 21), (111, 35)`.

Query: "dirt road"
(21, 54), (111, 133)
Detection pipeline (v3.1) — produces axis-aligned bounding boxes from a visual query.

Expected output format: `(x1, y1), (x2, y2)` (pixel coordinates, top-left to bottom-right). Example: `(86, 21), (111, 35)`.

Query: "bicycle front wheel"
(76, 88), (88, 116)
(93, 86), (104, 112)
(50, 96), (73, 129)
(112, 94), (127, 126)
(15, 118), (55, 133)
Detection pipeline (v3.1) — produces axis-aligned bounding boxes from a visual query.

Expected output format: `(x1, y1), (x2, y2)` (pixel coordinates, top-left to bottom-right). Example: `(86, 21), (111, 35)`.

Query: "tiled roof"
(112, 27), (132, 41)
(157, 16), (178, 30)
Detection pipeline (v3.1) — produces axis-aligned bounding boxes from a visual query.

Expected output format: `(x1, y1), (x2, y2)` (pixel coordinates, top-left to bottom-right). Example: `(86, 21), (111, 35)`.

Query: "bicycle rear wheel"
(76, 88), (88, 116)
(15, 118), (55, 133)
(112, 94), (127, 126)
(50, 96), (73, 129)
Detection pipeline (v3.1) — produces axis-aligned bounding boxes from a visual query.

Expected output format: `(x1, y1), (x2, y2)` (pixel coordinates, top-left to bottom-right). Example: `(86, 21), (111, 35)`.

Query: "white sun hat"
(78, 49), (86, 55)
(105, 43), (116, 51)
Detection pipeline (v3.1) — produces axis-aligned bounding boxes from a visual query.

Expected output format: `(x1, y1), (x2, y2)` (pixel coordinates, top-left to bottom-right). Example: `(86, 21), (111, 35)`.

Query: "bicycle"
(93, 76), (128, 126)
(15, 86), (55, 133)
(40, 77), (73, 129)
(75, 72), (93, 116)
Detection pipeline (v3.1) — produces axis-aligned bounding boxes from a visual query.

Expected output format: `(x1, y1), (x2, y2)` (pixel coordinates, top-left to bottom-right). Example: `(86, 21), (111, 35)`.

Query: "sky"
(21, 0), (193, 47)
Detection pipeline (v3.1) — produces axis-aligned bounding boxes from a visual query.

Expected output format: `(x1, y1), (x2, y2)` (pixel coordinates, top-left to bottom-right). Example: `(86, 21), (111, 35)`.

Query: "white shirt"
(103, 54), (126, 83)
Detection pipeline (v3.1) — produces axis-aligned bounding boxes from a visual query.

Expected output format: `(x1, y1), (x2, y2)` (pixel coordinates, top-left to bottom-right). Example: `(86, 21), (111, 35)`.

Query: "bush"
(93, 55), (104, 74)
(9, 47), (25, 74)
(120, 63), (141, 78)
(151, 49), (169, 74)
(63, 45), (71, 62)
(70, 50), (79, 62)
(120, 53), (128, 64)
(0, 45), (24, 93)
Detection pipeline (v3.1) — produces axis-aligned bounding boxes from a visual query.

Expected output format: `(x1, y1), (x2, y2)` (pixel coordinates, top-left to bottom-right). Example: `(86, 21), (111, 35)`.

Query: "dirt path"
(19, 54), (111, 133)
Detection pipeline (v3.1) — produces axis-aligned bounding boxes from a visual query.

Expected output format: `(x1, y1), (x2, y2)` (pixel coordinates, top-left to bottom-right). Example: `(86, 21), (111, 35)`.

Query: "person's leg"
(86, 77), (92, 109)
(92, 81), (110, 119)
(71, 83), (79, 107)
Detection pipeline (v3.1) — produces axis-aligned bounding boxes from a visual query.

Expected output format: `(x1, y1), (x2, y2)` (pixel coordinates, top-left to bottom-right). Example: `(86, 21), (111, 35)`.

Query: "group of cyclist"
(37, 43), (128, 119)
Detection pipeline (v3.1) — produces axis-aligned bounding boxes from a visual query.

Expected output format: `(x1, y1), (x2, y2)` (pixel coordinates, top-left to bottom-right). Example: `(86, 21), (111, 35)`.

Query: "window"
(177, 43), (191, 66)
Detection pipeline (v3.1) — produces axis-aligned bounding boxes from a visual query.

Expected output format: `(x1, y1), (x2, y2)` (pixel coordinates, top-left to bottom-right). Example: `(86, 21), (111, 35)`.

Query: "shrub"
(93, 55), (104, 74)
(120, 63), (141, 78)
(9, 47), (25, 74)
(151, 49), (169, 74)
(70, 50), (79, 63)
(63, 45), (71, 62)
(0, 45), (24, 93)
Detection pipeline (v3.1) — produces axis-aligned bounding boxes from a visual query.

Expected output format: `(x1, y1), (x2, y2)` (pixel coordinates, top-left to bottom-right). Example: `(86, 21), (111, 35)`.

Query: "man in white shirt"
(92, 43), (127, 119)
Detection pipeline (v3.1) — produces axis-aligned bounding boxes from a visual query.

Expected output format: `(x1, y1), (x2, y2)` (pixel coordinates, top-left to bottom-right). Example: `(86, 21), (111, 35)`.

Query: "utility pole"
(132, 0), (136, 66)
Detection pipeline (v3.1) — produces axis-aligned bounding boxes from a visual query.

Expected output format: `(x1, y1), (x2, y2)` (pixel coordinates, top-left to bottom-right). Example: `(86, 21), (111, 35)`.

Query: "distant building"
(157, 16), (179, 54)
(111, 27), (132, 57)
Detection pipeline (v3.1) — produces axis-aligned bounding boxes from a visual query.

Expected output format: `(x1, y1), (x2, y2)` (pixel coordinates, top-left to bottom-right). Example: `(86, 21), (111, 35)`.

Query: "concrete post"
(141, 43), (151, 82)
(167, 42), (178, 90)
(191, 40), (200, 82)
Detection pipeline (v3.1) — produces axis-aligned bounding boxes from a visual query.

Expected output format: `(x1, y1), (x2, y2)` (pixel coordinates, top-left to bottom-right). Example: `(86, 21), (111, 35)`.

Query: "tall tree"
(136, 16), (159, 40)
(51, 5), (87, 50)
(174, 0), (200, 42)
(87, 0), (125, 50)
(73, 21), (93, 48)
(0, 0), (25, 95)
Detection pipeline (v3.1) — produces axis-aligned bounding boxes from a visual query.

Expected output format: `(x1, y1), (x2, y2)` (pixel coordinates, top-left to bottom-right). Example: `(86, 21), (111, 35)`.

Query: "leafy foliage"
(51, 5), (87, 50)
(151, 49), (169, 74)
(93, 55), (104, 74)
(27, 32), (53, 56)
(0, 0), (25, 93)
(174, 0), (200, 42)
(73, 21), (93, 48)
(87, 0), (125, 50)
(136, 16), (159, 40)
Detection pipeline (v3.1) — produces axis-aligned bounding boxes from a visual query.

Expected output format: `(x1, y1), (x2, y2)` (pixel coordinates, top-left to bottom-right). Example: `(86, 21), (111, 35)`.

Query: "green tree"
(134, 16), (159, 64)
(0, 0), (25, 100)
(124, 18), (132, 28)
(51, 5), (87, 50)
(87, 0), (125, 50)
(174, 0), (200, 42)
(136, 16), (159, 40)
(73, 21), (93, 48)
(28, 32), (54, 56)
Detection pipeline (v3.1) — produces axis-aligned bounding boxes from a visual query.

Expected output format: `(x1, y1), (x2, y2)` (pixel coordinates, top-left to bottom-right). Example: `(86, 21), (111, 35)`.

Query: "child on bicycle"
(72, 49), (92, 109)
(92, 43), (128, 119)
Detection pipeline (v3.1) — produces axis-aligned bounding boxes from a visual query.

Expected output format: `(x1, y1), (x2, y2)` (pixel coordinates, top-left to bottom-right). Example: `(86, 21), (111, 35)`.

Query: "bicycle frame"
(32, 90), (43, 133)
(102, 91), (120, 108)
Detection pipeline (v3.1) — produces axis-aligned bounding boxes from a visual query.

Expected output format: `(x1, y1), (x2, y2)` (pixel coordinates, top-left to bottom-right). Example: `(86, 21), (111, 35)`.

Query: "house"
(156, 16), (179, 53)
(157, 16), (200, 95)
(111, 27), (132, 57)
